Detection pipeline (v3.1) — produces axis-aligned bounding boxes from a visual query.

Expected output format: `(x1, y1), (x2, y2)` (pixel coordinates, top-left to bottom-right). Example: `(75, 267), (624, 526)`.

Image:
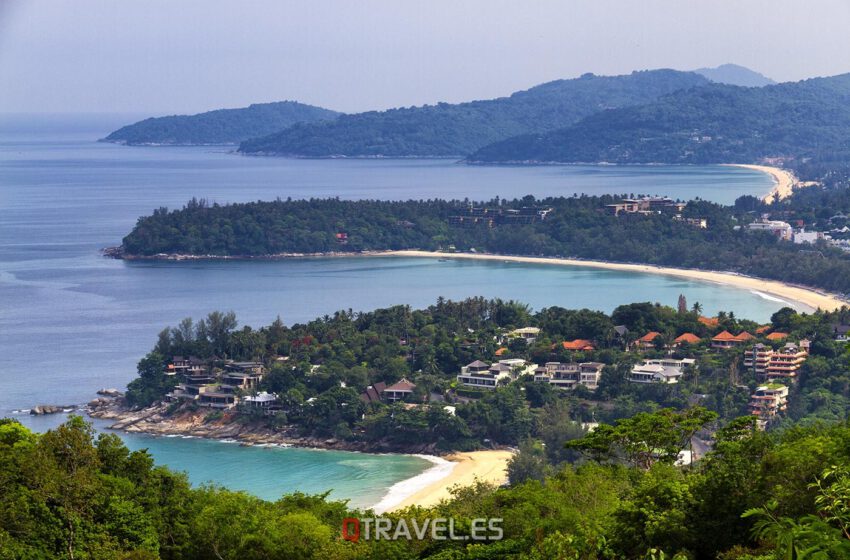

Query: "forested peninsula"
(20, 295), (850, 557)
(112, 185), (850, 297)
(102, 101), (340, 146)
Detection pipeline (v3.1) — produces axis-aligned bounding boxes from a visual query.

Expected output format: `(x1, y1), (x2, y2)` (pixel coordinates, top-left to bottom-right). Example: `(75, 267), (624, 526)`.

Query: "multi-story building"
(533, 362), (605, 390)
(746, 219), (793, 241)
(749, 384), (789, 429)
(744, 341), (808, 382)
(457, 359), (534, 389)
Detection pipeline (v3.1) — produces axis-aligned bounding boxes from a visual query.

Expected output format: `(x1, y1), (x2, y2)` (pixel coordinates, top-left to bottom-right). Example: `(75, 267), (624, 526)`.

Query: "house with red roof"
(673, 333), (702, 347)
(562, 339), (595, 351)
(634, 331), (662, 350)
(698, 316), (720, 328)
(382, 378), (416, 402)
(766, 332), (789, 341)
(712, 330), (741, 349)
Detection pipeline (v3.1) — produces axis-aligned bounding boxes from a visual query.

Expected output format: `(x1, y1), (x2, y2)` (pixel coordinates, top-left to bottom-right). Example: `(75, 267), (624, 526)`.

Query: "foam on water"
(371, 455), (456, 514)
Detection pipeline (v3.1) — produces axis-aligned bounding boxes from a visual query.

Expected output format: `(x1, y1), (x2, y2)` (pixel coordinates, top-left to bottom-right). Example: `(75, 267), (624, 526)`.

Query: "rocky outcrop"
(86, 399), (440, 454)
(30, 405), (75, 415)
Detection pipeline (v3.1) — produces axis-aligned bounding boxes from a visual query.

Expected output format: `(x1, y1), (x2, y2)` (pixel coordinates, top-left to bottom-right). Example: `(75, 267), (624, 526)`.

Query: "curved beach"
(727, 164), (798, 203)
(382, 250), (846, 312)
(388, 450), (513, 512)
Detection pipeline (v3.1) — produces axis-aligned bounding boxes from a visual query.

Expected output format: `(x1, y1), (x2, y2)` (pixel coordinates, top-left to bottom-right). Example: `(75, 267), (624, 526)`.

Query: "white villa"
(628, 358), (696, 384)
(457, 359), (536, 389)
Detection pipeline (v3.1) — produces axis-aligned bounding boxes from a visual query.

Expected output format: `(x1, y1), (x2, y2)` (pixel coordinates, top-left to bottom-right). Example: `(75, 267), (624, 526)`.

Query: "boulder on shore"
(97, 388), (124, 397)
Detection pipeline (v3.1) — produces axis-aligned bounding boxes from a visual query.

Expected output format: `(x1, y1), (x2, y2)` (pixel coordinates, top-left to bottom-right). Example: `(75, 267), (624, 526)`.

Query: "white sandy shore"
(382, 250), (847, 312)
(726, 164), (799, 203)
(387, 450), (513, 512)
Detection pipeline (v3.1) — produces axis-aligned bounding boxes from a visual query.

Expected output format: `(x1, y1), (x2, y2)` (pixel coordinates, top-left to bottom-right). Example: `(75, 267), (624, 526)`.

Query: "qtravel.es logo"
(341, 517), (503, 543)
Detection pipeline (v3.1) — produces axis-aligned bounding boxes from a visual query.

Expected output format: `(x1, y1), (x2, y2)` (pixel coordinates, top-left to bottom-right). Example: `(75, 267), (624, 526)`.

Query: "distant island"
(101, 100), (340, 145)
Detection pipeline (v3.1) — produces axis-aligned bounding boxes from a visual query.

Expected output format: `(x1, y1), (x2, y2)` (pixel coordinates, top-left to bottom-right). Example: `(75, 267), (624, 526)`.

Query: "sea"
(0, 113), (792, 508)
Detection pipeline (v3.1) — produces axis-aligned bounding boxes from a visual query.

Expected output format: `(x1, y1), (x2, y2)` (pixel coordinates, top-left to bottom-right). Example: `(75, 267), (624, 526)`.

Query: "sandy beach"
(388, 450), (513, 512)
(727, 164), (798, 203)
(383, 250), (846, 312)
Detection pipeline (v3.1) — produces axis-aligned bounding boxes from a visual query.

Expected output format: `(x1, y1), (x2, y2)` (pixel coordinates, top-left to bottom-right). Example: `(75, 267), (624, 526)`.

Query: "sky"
(1, 0), (850, 116)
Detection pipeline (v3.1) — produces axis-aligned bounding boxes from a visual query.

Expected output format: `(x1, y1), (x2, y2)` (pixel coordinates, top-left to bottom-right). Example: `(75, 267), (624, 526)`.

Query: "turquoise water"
(114, 431), (431, 510)
(0, 115), (787, 506)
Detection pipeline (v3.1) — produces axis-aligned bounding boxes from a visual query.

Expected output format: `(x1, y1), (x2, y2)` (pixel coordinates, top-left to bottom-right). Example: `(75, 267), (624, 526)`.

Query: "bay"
(0, 115), (791, 508)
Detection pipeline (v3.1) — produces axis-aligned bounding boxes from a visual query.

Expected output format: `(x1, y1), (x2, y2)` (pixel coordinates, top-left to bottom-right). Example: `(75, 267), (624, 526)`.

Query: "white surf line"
(370, 454), (456, 514)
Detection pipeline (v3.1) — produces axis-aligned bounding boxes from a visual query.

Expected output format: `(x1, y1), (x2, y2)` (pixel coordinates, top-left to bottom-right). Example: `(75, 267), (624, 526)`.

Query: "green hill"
(102, 101), (341, 145)
(468, 74), (850, 164)
(237, 70), (709, 157)
(693, 63), (775, 87)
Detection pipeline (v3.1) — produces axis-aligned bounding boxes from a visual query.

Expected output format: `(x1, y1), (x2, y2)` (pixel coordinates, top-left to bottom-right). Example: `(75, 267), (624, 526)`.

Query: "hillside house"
(533, 362), (605, 390)
(634, 331), (662, 350)
(628, 358), (695, 384)
(457, 359), (533, 389)
(383, 378), (416, 402)
(510, 327), (541, 344)
(562, 339), (595, 351)
(673, 333), (702, 347)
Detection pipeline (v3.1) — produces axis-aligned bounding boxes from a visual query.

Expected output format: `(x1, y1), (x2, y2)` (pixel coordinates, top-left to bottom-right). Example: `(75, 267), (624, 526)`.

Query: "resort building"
(605, 197), (686, 216)
(221, 361), (266, 392)
(764, 343), (808, 382)
(197, 385), (238, 409)
(382, 378), (417, 402)
(457, 359), (533, 389)
(168, 356), (209, 377)
(766, 332), (789, 341)
(510, 327), (541, 344)
(628, 358), (695, 384)
(743, 343), (774, 377)
(242, 391), (281, 415)
(744, 342), (808, 382)
(533, 362), (605, 390)
(711, 330), (753, 349)
(749, 384), (789, 429)
(746, 219), (793, 241)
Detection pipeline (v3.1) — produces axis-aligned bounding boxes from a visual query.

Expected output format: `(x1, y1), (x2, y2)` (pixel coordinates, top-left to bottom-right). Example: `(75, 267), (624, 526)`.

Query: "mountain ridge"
(467, 73), (850, 165)
(237, 69), (711, 157)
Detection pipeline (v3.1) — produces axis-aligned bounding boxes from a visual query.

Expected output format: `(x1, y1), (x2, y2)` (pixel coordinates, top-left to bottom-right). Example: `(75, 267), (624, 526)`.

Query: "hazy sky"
(2, 0), (850, 115)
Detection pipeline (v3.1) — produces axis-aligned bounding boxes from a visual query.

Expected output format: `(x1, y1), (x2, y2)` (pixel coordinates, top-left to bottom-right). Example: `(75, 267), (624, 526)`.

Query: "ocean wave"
(370, 455), (456, 514)
(750, 290), (792, 305)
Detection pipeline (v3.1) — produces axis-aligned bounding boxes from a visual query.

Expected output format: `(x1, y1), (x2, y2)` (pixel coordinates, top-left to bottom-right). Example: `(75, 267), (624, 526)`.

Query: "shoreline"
(724, 163), (799, 203)
(386, 450), (513, 512)
(86, 400), (512, 512)
(380, 250), (847, 312)
(106, 247), (848, 312)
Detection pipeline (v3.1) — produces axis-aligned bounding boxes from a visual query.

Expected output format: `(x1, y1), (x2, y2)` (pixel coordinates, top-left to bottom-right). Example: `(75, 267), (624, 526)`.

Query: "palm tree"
(691, 302), (703, 315)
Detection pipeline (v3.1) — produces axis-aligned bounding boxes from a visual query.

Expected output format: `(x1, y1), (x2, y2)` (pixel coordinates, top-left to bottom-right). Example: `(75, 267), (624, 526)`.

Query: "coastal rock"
(30, 404), (73, 415)
(97, 388), (124, 397)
